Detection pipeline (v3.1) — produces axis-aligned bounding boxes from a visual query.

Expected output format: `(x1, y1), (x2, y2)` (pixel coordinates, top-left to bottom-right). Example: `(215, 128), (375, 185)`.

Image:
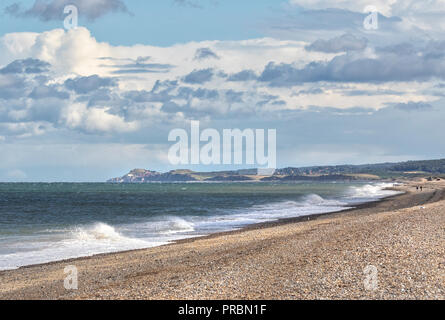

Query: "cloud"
(306, 33), (368, 53)
(65, 75), (117, 94)
(62, 104), (138, 133)
(194, 47), (219, 60)
(173, 0), (203, 9)
(161, 101), (183, 113)
(0, 74), (29, 99)
(29, 84), (70, 100)
(227, 70), (257, 81)
(286, 0), (445, 39)
(0, 28), (112, 75)
(289, 0), (395, 16)
(183, 68), (214, 84)
(269, 8), (400, 37)
(177, 87), (219, 100)
(225, 90), (243, 103)
(6, 0), (129, 21)
(293, 87), (324, 95)
(259, 41), (445, 85)
(102, 56), (175, 74)
(0, 121), (52, 138)
(0, 58), (50, 74)
(394, 102), (433, 112)
(0, 27), (441, 148)
(289, 0), (445, 17)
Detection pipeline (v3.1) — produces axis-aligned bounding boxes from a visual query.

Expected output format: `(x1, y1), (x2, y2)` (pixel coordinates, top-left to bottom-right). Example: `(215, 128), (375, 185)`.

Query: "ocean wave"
(158, 218), (195, 235)
(302, 194), (347, 206)
(347, 183), (401, 199)
(72, 222), (130, 242)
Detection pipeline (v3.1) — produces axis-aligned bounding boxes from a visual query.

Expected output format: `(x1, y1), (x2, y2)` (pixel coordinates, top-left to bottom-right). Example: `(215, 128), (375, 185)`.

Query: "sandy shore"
(0, 179), (444, 300)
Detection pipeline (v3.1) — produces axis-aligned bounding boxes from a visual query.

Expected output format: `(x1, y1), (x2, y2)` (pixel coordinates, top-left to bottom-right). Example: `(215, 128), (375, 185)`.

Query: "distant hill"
(107, 158), (445, 183)
(276, 159), (445, 177)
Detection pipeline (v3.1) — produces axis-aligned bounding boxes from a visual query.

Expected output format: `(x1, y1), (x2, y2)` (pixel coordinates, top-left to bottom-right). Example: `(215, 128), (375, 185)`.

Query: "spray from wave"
(302, 194), (347, 206)
(72, 223), (129, 242)
(158, 218), (195, 235)
(347, 183), (402, 200)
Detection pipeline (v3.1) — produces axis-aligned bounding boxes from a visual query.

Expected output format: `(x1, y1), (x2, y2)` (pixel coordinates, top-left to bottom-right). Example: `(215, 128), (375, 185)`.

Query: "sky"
(1, 0), (445, 181)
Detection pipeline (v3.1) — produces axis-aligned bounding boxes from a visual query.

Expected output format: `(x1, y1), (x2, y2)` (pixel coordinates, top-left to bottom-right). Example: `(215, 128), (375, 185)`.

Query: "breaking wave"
(347, 183), (402, 200)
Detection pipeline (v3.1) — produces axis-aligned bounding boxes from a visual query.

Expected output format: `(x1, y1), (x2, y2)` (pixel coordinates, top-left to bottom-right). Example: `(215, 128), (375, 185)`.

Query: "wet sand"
(0, 179), (444, 300)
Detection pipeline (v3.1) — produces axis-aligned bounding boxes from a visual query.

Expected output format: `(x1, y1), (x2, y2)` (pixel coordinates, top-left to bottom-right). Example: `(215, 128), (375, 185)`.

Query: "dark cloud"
(377, 43), (419, 55)
(227, 70), (257, 81)
(294, 88), (324, 95)
(124, 89), (171, 103)
(65, 75), (117, 94)
(124, 80), (179, 104)
(272, 100), (286, 106)
(111, 68), (169, 75)
(0, 58), (50, 74)
(194, 48), (219, 60)
(76, 88), (114, 106)
(29, 85), (70, 100)
(177, 87), (219, 100)
(27, 100), (66, 123)
(4, 3), (20, 15)
(151, 80), (178, 92)
(394, 102), (433, 112)
(99, 56), (174, 74)
(225, 90), (243, 103)
(109, 63), (174, 75)
(306, 33), (368, 53)
(161, 101), (183, 113)
(173, 0), (203, 9)
(0, 74), (29, 99)
(259, 41), (445, 86)
(344, 89), (403, 96)
(6, 0), (128, 21)
(256, 94), (281, 107)
(183, 68), (214, 84)
(124, 83), (220, 106)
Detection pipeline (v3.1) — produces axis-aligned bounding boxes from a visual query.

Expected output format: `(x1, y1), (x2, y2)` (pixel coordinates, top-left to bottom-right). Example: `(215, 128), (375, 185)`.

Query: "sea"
(0, 181), (401, 270)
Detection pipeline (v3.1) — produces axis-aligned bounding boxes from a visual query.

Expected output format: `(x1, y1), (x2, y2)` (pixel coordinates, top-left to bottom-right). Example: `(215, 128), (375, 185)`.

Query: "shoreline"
(2, 184), (403, 272)
(1, 179), (444, 299)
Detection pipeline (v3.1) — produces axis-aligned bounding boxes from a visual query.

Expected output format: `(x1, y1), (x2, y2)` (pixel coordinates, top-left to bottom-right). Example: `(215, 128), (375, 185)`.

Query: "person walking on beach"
(420, 186), (423, 192)
(416, 186), (419, 191)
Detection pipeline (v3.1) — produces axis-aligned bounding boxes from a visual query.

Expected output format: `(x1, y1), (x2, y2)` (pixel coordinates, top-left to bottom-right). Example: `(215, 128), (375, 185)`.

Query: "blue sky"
(0, 0), (285, 46)
(1, 0), (445, 181)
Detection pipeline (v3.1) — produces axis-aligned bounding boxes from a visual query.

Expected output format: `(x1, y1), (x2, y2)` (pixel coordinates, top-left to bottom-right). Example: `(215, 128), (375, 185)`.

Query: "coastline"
(1, 179), (444, 299)
(0, 182), (402, 271)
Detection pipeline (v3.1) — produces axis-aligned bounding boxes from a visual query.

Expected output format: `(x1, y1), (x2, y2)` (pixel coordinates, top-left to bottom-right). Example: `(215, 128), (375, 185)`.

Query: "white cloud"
(0, 26), (442, 142)
(62, 103), (139, 133)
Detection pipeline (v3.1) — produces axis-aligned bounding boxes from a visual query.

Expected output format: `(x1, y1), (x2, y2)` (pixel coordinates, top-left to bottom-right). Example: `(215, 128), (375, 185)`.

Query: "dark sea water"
(0, 182), (400, 270)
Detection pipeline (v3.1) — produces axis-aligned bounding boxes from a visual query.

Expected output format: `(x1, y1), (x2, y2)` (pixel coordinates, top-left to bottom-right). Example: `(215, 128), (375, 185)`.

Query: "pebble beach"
(0, 179), (444, 300)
